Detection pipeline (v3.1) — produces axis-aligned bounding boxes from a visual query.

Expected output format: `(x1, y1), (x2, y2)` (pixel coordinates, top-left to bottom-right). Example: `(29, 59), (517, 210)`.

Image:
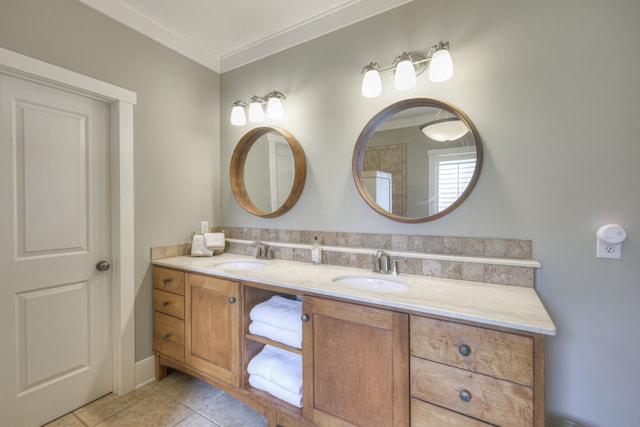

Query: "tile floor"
(43, 371), (267, 427)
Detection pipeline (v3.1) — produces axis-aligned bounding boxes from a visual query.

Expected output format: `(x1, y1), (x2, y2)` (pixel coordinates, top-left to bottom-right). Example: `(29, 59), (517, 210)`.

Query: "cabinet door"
(185, 273), (241, 386)
(302, 296), (409, 427)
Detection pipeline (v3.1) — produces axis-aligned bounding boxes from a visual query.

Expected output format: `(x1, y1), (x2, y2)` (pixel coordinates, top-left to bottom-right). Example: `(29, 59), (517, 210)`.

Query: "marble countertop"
(152, 253), (556, 336)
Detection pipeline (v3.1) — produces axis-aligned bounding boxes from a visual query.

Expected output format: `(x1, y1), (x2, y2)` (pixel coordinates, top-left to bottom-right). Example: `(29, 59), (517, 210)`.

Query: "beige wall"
(220, 1), (640, 426)
(2, 0), (639, 425)
(0, 0), (221, 361)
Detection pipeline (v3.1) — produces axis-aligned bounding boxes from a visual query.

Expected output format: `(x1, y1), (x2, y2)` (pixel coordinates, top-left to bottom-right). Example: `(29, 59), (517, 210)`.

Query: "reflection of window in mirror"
(428, 147), (477, 214)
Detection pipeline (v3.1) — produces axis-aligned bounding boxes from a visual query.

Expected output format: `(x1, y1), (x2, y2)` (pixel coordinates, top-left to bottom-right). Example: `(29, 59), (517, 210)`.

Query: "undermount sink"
(215, 260), (268, 270)
(332, 275), (411, 293)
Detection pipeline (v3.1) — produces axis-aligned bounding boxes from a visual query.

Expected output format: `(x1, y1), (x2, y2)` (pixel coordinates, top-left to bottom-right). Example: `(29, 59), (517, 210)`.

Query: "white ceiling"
(76, 0), (414, 73)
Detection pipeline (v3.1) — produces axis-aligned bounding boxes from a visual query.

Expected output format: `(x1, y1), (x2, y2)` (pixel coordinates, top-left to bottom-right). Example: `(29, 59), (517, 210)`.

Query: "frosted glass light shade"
(267, 96), (284, 119)
(362, 66), (382, 98)
(394, 58), (416, 91)
(420, 118), (468, 142)
(429, 48), (453, 82)
(248, 101), (265, 122)
(230, 103), (246, 126)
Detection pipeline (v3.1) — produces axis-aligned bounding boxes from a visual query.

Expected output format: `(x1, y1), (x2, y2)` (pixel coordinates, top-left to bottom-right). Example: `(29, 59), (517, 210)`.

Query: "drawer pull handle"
(459, 344), (471, 356)
(459, 390), (472, 402)
(161, 333), (170, 340)
(161, 301), (170, 307)
(162, 278), (172, 285)
(228, 297), (236, 304)
(301, 314), (309, 322)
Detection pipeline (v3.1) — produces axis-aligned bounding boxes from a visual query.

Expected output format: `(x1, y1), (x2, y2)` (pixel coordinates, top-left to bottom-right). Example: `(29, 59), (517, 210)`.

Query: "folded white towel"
(249, 374), (302, 408)
(191, 235), (213, 257)
(249, 321), (302, 349)
(204, 232), (225, 254)
(247, 345), (302, 394)
(250, 296), (302, 334)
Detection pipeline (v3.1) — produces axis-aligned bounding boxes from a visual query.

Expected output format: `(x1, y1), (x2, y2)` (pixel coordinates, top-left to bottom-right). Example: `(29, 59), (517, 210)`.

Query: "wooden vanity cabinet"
(184, 273), (241, 387)
(302, 296), (409, 427)
(152, 267), (185, 365)
(153, 266), (547, 427)
(410, 315), (545, 427)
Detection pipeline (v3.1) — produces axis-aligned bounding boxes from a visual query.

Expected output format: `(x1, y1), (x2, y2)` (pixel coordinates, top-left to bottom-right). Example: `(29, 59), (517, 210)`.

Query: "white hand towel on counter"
(250, 296), (302, 334)
(190, 234), (214, 257)
(249, 374), (302, 408)
(247, 345), (302, 394)
(248, 321), (302, 349)
(203, 232), (225, 254)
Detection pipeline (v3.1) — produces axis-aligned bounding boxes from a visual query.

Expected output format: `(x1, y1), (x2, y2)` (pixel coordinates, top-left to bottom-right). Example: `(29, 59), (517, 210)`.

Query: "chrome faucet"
(373, 250), (397, 275)
(251, 241), (272, 259)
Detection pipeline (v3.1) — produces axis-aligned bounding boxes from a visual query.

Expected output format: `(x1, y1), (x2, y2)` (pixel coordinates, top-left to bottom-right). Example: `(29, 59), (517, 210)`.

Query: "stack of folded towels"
(248, 345), (302, 407)
(248, 295), (302, 349)
(247, 296), (303, 407)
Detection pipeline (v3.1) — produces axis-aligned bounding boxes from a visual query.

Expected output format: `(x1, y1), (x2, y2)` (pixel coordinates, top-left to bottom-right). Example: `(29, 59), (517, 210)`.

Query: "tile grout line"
(191, 391), (230, 427)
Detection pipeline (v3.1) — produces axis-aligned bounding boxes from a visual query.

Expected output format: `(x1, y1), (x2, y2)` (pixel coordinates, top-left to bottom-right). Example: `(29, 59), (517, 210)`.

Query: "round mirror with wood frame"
(353, 98), (482, 223)
(230, 126), (306, 218)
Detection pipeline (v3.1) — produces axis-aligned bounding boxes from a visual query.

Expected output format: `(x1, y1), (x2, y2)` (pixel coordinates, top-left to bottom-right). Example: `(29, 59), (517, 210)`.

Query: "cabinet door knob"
(161, 301), (170, 307)
(459, 344), (471, 356)
(161, 333), (170, 340)
(459, 389), (472, 402)
(301, 314), (309, 322)
(162, 278), (171, 285)
(228, 297), (236, 304)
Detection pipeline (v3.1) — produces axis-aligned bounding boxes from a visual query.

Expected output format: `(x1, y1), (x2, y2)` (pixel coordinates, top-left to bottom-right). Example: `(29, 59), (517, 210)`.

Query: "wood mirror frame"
(352, 98), (483, 223)
(230, 126), (307, 218)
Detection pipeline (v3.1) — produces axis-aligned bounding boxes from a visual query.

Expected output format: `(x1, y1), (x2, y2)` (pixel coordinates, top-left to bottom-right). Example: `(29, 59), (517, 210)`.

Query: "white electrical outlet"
(596, 242), (620, 259)
(596, 224), (627, 259)
(200, 221), (209, 234)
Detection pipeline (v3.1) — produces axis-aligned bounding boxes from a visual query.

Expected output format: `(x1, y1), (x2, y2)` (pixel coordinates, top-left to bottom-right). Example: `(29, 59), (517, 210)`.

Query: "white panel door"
(0, 73), (112, 426)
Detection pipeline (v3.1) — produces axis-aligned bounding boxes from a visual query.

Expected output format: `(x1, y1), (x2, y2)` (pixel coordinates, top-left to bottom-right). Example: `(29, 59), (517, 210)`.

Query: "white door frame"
(0, 47), (136, 395)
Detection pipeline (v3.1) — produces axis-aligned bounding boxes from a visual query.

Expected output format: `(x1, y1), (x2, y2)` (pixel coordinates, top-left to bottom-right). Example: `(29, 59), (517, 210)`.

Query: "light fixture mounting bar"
(376, 54), (429, 76)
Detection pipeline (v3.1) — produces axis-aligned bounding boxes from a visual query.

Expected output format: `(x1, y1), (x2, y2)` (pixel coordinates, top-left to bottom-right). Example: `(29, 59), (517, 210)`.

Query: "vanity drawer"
(153, 266), (185, 295)
(410, 315), (533, 386)
(411, 398), (492, 426)
(153, 311), (185, 363)
(411, 357), (533, 427)
(153, 289), (184, 319)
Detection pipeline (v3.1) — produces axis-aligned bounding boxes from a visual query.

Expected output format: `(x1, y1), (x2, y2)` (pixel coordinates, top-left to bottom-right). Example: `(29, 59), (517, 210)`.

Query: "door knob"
(96, 260), (111, 272)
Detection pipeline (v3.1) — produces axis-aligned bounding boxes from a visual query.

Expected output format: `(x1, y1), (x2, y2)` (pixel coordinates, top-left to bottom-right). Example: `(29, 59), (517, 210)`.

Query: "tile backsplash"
(151, 227), (537, 288)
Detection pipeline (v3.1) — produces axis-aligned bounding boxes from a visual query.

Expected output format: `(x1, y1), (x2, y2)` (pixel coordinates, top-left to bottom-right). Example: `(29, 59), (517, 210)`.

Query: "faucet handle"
(390, 258), (398, 275)
(390, 258), (406, 275)
(372, 254), (381, 272)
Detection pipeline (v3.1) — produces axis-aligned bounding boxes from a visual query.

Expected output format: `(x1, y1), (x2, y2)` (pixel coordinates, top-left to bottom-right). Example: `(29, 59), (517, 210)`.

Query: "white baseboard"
(135, 355), (156, 389)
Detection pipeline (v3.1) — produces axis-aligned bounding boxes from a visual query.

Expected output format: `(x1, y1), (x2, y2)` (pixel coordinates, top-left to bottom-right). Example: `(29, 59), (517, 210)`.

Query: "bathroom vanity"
(152, 254), (555, 427)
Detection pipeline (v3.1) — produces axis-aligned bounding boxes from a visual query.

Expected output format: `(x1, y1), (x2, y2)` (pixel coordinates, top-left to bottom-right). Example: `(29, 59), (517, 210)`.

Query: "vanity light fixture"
(361, 41), (453, 97)
(230, 90), (286, 126)
(230, 101), (248, 126)
(248, 96), (265, 122)
(266, 90), (285, 119)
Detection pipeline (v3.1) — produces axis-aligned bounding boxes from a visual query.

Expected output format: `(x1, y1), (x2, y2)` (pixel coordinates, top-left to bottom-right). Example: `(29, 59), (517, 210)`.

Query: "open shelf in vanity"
(240, 283), (305, 420)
